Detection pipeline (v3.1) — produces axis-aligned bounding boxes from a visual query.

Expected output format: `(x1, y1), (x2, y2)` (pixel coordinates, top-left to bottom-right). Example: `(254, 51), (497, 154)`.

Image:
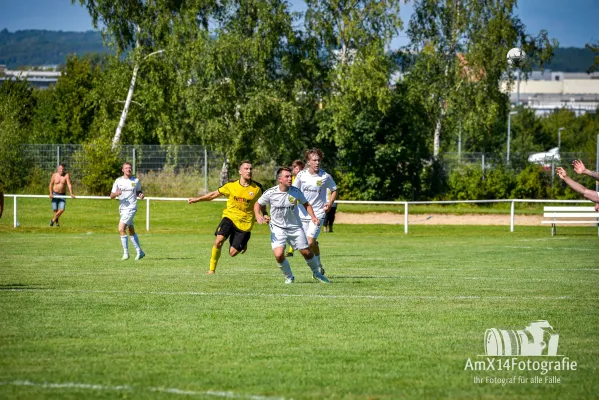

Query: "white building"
(502, 71), (599, 115)
(0, 69), (61, 89)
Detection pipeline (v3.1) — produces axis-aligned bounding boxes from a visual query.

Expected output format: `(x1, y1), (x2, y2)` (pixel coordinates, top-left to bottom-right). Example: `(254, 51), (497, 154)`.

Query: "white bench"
(542, 206), (599, 236)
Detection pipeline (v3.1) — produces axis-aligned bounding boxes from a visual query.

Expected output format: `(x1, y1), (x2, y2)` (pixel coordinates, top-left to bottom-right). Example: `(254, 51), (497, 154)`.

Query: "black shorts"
(215, 217), (251, 251)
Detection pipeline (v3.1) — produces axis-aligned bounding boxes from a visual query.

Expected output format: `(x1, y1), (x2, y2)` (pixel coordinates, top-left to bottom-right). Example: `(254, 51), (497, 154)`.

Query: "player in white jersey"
(292, 148), (337, 277)
(110, 162), (145, 261)
(254, 167), (329, 284)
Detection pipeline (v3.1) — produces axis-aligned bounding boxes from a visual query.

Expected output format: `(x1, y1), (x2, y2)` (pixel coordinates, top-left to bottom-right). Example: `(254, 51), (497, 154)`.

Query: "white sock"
(131, 233), (142, 253)
(306, 256), (319, 273)
(120, 235), (129, 253)
(277, 259), (293, 279)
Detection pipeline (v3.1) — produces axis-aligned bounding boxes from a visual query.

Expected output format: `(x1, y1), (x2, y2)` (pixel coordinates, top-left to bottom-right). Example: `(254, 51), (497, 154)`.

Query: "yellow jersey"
(218, 180), (263, 232)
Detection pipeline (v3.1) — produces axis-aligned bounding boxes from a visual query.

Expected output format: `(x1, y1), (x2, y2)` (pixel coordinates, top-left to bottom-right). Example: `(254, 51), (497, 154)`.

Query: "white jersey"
(257, 186), (307, 229)
(112, 176), (142, 212)
(293, 169), (337, 219)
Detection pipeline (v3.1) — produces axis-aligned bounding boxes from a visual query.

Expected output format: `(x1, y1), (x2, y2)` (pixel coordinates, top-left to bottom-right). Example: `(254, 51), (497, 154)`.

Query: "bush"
(446, 164), (515, 200)
(74, 138), (123, 195)
(510, 165), (551, 199)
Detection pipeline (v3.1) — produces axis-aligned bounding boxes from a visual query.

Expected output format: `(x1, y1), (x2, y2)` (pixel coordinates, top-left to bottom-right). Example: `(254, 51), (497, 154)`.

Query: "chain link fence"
(21, 144), (282, 195)
(19, 144), (598, 196)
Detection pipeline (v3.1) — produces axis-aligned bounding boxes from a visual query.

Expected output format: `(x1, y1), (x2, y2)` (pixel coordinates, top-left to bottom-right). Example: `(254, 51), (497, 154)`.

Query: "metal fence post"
(404, 202), (409, 234)
(132, 147), (136, 175)
(510, 201), (515, 232)
(146, 197), (150, 231)
(13, 195), (18, 228)
(482, 154), (485, 179)
(56, 145), (60, 167)
(204, 148), (208, 194)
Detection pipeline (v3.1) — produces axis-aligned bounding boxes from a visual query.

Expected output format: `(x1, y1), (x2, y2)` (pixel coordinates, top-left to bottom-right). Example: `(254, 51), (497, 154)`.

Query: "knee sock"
(210, 246), (222, 272)
(315, 254), (322, 267)
(306, 255), (319, 274)
(131, 233), (142, 253)
(120, 235), (129, 253)
(277, 259), (293, 279)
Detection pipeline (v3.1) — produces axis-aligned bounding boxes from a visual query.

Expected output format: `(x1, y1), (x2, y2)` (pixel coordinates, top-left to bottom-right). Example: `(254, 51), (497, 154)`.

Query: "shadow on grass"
(0, 283), (46, 290)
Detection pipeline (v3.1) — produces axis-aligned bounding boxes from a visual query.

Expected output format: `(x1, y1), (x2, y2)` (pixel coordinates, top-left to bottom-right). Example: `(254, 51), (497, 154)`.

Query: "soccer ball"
(507, 48), (526, 68)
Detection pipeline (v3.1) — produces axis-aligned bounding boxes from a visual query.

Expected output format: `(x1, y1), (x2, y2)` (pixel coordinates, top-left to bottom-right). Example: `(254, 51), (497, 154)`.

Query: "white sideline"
(5, 194), (594, 233)
(0, 380), (289, 400)
(3, 288), (592, 301)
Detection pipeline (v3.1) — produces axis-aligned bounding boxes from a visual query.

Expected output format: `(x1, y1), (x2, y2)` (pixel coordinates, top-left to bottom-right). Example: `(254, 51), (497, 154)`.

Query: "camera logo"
(484, 320), (560, 356)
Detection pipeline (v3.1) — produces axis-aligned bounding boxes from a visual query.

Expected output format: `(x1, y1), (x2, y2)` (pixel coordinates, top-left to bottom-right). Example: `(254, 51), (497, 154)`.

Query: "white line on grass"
(0, 380), (289, 400)
(3, 288), (593, 301)
(505, 246), (595, 250)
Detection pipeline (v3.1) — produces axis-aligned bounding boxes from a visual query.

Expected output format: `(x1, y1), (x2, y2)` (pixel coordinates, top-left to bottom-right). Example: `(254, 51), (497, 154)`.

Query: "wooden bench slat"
(541, 221), (599, 224)
(544, 207), (596, 212)
(543, 213), (599, 218)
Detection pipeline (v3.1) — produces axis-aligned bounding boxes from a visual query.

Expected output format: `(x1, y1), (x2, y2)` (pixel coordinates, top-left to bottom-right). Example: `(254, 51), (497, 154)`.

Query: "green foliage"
(447, 164), (516, 200)
(0, 80), (36, 190)
(74, 137), (123, 194)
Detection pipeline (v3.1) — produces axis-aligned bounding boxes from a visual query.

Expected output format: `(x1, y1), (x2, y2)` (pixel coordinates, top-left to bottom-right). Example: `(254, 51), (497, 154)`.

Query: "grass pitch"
(0, 198), (598, 399)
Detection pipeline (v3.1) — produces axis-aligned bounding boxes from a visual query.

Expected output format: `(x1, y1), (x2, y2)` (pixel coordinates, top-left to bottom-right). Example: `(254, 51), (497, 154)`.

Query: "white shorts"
(301, 217), (323, 239)
(270, 224), (309, 251)
(119, 209), (137, 226)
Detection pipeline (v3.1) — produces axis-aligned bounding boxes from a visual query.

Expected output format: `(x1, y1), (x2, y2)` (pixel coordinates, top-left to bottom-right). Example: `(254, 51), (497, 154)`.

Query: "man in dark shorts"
(188, 160), (263, 274)
(48, 164), (75, 226)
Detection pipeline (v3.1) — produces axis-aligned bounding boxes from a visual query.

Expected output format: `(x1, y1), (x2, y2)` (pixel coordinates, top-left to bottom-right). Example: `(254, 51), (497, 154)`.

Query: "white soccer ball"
(507, 47), (526, 68)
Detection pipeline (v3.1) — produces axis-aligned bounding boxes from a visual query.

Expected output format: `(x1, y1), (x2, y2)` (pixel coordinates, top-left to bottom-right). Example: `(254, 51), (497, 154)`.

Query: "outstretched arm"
(557, 167), (599, 203)
(573, 159), (599, 180)
(188, 190), (222, 204)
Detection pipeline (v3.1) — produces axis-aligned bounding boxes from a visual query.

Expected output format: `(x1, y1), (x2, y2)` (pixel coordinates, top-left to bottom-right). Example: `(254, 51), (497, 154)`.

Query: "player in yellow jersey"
(188, 160), (263, 274)
(285, 159), (305, 257)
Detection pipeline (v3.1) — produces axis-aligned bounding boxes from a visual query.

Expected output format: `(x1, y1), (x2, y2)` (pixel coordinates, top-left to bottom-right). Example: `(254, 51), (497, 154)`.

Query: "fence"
(4, 194), (595, 234)
(21, 144), (286, 194)
(18, 144), (599, 195)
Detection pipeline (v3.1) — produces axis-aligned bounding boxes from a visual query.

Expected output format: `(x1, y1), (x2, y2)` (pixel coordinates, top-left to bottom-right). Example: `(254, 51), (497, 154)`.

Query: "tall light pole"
(507, 111), (518, 163)
(558, 127), (565, 151)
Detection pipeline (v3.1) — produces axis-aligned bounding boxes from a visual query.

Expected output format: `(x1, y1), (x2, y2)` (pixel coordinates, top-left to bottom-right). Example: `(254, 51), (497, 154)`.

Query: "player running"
(254, 167), (329, 284)
(293, 148), (337, 277)
(188, 160), (263, 274)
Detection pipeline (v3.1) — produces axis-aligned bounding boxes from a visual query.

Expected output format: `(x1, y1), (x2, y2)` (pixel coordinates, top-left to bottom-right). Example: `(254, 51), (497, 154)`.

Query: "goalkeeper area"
(0, 199), (598, 399)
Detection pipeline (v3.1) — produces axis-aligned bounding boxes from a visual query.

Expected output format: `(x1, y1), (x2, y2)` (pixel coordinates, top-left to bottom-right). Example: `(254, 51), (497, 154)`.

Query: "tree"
(405, 0), (557, 157)
(75, 0), (194, 149)
(0, 80), (36, 188)
(171, 0), (305, 171)
(302, 0), (406, 198)
(52, 55), (100, 143)
(586, 40), (599, 73)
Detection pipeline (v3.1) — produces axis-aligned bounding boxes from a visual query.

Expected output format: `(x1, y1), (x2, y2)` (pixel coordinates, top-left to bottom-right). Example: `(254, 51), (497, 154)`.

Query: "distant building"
(502, 71), (599, 115)
(0, 69), (61, 89)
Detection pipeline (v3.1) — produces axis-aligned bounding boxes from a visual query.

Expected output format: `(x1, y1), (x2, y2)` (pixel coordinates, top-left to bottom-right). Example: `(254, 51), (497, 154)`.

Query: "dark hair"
(238, 160), (252, 168)
(305, 148), (324, 161)
(277, 167), (291, 177)
(291, 159), (305, 169)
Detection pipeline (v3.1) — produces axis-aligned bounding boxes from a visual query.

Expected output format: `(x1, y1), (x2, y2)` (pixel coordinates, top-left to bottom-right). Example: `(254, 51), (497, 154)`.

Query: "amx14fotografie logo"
(465, 320), (577, 385)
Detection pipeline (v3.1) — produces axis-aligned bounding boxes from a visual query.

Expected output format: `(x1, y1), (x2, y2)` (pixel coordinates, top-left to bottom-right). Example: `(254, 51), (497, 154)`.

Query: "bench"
(542, 206), (599, 236)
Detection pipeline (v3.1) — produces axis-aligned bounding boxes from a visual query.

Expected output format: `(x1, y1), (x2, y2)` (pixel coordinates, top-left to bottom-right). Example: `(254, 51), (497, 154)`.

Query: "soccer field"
(0, 200), (598, 399)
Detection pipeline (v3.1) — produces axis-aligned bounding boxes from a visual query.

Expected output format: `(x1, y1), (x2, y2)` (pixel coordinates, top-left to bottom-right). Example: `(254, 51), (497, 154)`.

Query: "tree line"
(1, 0), (598, 200)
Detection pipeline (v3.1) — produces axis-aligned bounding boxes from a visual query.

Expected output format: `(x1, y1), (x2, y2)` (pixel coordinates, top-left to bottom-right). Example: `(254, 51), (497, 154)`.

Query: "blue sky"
(1, 0), (597, 48)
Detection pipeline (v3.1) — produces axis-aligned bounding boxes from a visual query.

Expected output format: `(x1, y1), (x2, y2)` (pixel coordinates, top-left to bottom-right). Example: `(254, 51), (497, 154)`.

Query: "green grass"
(1, 198), (598, 399)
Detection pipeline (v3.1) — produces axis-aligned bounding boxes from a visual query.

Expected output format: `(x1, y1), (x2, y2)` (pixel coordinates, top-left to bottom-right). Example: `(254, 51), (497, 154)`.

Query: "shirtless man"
(49, 164), (75, 226)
